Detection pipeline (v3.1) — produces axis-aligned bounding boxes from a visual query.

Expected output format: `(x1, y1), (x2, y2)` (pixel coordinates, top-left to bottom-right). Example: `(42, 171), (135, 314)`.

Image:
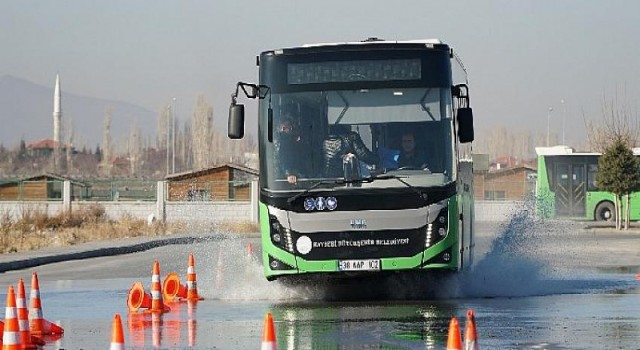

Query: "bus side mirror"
(457, 107), (474, 143)
(228, 103), (245, 139)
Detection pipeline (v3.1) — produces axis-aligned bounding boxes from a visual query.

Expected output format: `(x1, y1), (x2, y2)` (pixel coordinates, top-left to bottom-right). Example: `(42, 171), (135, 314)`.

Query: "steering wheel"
(397, 166), (432, 173)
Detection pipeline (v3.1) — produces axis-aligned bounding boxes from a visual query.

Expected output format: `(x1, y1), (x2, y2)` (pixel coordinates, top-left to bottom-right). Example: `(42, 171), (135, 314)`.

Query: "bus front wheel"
(595, 202), (615, 222)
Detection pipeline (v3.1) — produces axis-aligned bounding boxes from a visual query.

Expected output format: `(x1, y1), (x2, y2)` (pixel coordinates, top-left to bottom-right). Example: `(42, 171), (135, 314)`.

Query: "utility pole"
(547, 107), (553, 147)
(166, 105), (171, 176)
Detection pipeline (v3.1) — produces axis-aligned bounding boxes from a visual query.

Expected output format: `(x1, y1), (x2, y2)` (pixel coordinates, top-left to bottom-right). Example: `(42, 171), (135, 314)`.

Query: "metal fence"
(0, 179), (254, 202)
(476, 180), (537, 201)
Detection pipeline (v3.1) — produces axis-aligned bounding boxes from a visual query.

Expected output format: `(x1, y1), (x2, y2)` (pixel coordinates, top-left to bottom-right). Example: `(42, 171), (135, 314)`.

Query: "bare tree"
(157, 106), (170, 151)
(584, 90), (639, 152)
(128, 122), (141, 176)
(191, 95), (213, 170)
(100, 107), (113, 177)
(66, 119), (74, 174)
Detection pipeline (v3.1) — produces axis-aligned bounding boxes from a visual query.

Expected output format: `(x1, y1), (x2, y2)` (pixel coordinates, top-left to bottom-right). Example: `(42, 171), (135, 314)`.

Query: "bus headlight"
(425, 208), (448, 248)
(268, 214), (294, 253)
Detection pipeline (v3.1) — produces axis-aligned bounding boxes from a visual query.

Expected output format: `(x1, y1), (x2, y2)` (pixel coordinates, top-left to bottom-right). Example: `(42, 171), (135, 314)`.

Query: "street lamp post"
(172, 97), (177, 174)
(560, 99), (566, 145)
(547, 106), (553, 146)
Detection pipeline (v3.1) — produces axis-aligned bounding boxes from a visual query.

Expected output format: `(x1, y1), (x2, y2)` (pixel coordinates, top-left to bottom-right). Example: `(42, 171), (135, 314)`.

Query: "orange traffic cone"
(446, 316), (462, 350)
(29, 272), (64, 336)
(464, 309), (479, 350)
(109, 313), (125, 350)
(261, 312), (276, 350)
(3, 285), (21, 350)
(162, 273), (188, 302)
(186, 254), (204, 301)
(149, 261), (170, 313)
(247, 243), (254, 258)
(17, 279), (44, 348)
(127, 282), (152, 312)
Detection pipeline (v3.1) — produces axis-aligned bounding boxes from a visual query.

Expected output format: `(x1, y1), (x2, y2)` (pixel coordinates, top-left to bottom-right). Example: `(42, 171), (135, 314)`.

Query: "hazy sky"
(2, 0), (639, 146)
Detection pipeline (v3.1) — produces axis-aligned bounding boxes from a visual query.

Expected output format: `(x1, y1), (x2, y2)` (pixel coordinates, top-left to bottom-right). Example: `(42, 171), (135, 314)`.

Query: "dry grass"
(0, 204), (260, 254)
(0, 204), (165, 254)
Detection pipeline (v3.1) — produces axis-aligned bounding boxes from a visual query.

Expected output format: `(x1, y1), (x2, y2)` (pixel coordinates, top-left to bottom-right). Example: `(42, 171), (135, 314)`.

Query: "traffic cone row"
(162, 254), (204, 302)
(446, 309), (479, 350)
(129, 254), (204, 312)
(1, 272), (64, 349)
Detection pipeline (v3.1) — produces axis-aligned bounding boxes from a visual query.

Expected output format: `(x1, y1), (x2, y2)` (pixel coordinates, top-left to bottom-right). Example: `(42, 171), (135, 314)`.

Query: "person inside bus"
(322, 124), (379, 178)
(397, 131), (429, 170)
(274, 114), (310, 184)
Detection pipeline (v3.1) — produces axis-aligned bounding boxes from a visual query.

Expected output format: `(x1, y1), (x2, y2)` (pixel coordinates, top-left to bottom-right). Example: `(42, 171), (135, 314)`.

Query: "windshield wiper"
(287, 180), (340, 205)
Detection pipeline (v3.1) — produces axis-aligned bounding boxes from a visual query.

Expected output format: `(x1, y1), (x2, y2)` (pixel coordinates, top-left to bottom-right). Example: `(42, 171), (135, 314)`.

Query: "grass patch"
(0, 204), (167, 254)
(0, 204), (260, 254)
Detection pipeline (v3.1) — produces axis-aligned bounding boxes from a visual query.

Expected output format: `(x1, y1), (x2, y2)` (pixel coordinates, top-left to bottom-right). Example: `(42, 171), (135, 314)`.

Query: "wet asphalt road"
(0, 218), (638, 349)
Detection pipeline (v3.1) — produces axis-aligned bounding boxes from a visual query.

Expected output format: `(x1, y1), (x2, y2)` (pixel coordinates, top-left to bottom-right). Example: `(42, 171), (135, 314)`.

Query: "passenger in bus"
(397, 131), (429, 170)
(274, 115), (310, 184)
(322, 124), (379, 177)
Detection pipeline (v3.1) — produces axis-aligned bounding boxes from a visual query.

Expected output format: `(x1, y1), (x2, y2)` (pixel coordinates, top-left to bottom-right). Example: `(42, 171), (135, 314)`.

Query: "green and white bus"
(535, 145), (640, 221)
(228, 38), (475, 281)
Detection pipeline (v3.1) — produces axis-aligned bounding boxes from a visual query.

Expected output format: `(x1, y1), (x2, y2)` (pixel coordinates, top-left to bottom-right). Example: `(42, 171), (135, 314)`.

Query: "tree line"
(0, 94), (257, 179)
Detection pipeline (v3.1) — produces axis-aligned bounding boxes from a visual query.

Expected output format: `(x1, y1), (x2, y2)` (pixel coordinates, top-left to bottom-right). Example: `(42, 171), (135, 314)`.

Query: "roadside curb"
(0, 235), (221, 273)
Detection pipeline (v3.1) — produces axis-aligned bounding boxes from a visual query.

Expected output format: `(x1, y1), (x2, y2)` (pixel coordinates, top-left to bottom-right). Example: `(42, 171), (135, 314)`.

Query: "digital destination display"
(288, 59), (421, 85)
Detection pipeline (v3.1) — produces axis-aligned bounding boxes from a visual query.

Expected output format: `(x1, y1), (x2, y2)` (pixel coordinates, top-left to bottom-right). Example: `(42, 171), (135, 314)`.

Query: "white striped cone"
(28, 272), (63, 335)
(3, 285), (21, 350)
(149, 261), (170, 313)
(186, 254), (203, 301)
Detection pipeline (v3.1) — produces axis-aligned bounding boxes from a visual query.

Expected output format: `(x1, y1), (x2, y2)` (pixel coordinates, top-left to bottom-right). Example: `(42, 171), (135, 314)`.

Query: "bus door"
(554, 163), (586, 217)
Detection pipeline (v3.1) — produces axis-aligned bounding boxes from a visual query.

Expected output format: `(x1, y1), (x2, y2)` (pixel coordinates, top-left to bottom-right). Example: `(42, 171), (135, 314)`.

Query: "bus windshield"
(261, 87), (455, 192)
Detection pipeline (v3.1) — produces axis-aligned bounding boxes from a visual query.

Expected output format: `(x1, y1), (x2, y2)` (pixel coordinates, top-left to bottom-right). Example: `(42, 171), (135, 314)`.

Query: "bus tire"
(595, 201), (615, 222)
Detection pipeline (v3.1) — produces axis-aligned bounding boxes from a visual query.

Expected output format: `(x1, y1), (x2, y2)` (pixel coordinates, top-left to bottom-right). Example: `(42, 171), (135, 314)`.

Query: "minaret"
(53, 73), (62, 143)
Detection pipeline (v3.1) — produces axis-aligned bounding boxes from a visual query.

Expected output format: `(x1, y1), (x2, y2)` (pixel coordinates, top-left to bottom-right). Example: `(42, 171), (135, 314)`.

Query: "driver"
(397, 132), (428, 169)
(322, 124), (379, 177)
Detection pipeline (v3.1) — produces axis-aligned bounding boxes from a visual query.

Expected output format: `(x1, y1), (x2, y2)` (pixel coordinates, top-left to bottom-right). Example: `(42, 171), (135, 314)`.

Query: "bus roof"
(535, 145), (640, 156)
(301, 38), (444, 48)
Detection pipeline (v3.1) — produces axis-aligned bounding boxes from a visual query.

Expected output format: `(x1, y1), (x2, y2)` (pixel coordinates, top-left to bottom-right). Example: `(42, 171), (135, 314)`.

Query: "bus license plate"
(338, 259), (380, 271)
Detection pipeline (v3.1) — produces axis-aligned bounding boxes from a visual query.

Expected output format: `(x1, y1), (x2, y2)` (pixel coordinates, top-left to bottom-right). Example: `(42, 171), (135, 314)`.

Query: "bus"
(228, 38), (475, 281)
(535, 145), (640, 221)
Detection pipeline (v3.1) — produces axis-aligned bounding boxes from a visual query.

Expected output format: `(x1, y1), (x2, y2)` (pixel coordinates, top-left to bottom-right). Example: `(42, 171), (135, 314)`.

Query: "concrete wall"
(0, 180), (259, 224)
(0, 199), (522, 224)
(0, 180), (522, 224)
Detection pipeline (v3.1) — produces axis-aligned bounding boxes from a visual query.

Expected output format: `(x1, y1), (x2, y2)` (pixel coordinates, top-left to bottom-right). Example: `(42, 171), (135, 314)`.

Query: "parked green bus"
(535, 145), (640, 221)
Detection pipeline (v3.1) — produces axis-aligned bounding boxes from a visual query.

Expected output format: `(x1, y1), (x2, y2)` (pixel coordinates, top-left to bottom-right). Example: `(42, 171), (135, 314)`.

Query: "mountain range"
(0, 75), (157, 149)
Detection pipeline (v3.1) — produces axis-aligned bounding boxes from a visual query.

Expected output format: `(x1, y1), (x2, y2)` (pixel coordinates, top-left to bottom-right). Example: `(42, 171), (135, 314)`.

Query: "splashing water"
(192, 202), (633, 302)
